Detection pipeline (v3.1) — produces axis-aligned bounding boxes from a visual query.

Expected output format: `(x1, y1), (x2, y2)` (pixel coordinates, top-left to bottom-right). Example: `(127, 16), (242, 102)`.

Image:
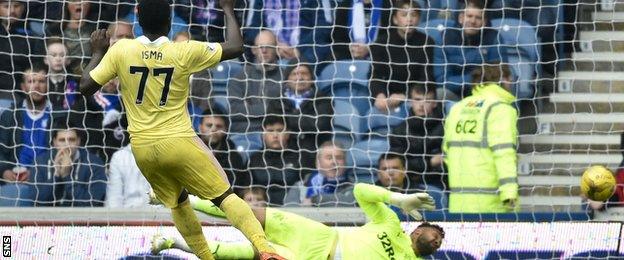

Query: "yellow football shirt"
(90, 36), (222, 140)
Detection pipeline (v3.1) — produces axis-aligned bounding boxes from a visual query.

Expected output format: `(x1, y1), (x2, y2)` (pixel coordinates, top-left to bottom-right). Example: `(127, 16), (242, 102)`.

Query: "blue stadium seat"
(346, 136), (389, 182)
(317, 60), (371, 92)
(210, 96), (229, 114)
(208, 60), (243, 96)
(417, 19), (456, 87)
(417, 19), (457, 45)
(490, 18), (540, 99)
(0, 183), (33, 206)
(366, 102), (410, 136)
(229, 133), (262, 163)
(332, 100), (367, 146)
(418, 0), (461, 23)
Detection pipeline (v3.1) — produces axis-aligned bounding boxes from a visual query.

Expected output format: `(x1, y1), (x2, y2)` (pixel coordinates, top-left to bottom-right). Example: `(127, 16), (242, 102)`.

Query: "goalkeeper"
(152, 183), (444, 259)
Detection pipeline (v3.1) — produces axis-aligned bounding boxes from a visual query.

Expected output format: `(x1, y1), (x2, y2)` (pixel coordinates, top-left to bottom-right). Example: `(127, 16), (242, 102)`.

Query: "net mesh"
(0, 0), (622, 258)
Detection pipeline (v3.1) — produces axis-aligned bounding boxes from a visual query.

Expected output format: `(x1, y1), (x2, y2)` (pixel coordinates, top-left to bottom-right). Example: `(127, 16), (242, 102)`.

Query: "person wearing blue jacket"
(439, 0), (504, 98)
(244, 0), (332, 64)
(27, 123), (107, 207)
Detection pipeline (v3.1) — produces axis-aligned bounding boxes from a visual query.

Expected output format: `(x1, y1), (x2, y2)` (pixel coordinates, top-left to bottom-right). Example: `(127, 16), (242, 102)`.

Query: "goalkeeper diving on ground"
(151, 183), (444, 260)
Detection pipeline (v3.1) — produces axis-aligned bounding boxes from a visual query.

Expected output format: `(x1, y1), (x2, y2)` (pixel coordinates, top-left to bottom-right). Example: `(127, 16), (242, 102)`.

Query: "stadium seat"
(317, 60), (371, 92)
(417, 19), (457, 45)
(332, 100), (367, 146)
(418, 0), (461, 23)
(208, 60), (243, 96)
(417, 19), (457, 87)
(346, 136), (390, 182)
(210, 96), (229, 114)
(229, 133), (262, 163)
(365, 102), (410, 136)
(490, 18), (541, 99)
(0, 184), (33, 206)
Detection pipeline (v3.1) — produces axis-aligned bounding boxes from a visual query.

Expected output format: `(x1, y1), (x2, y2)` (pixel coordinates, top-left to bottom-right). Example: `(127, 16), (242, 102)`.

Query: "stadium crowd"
(3, 0), (620, 215)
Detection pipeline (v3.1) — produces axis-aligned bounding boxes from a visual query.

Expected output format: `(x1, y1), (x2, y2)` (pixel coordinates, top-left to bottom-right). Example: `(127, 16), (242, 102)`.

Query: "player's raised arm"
(80, 29), (111, 96)
(219, 0), (244, 61)
(354, 183), (436, 222)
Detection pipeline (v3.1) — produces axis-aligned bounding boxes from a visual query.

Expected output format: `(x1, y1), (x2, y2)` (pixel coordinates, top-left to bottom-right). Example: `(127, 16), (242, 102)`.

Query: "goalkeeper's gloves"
(388, 192), (436, 220)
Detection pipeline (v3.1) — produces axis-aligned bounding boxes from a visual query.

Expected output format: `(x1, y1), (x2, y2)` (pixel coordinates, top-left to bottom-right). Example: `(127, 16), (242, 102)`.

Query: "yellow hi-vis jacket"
(443, 83), (519, 213)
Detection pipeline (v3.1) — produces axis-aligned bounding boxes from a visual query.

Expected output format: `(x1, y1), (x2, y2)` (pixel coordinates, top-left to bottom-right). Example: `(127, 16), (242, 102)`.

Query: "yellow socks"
(219, 194), (276, 254)
(171, 199), (214, 260)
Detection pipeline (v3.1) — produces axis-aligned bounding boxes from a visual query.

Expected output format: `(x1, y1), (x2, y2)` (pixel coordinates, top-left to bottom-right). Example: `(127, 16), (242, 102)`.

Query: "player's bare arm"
(219, 0), (244, 61)
(79, 29), (110, 96)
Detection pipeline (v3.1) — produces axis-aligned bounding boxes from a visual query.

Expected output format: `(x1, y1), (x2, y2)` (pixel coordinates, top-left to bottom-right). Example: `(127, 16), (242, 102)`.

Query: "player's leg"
(188, 195), (336, 260)
(151, 234), (295, 259)
(132, 141), (215, 260)
(189, 194), (266, 227)
(171, 191), (215, 260)
(179, 137), (278, 257)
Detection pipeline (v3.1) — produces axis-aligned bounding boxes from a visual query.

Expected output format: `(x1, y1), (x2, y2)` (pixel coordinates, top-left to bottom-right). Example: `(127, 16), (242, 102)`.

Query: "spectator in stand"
(47, 0), (97, 73)
(439, 0), (503, 98)
(269, 61), (333, 169)
(62, 20), (132, 161)
(0, 0), (45, 110)
(198, 106), (247, 189)
(228, 30), (283, 133)
(0, 65), (64, 206)
(248, 116), (302, 206)
(108, 20), (134, 46)
(174, 0), (246, 42)
(284, 142), (355, 207)
(106, 144), (151, 208)
(588, 133), (624, 210)
(239, 187), (269, 208)
(389, 83), (446, 190)
(375, 153), (446, 219)
(331, 0), (391, 60)
(444, 63), (518, 213)
(244, 0), (333, 64)
(27, 122), (107, 207)
(97, 78), (126, 161)
(45, 39), (81, 112)
(370, 0), (434, 113)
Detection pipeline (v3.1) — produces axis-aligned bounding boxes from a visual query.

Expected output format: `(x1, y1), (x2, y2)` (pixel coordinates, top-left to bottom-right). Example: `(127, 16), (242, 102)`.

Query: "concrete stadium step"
(518, 153), (622, 175)
(570, 52), (624, 71)
(579, 31), (624, 52)
(518, 175), (579, 186)
(546, 93), (624, 113)
(518, 176), (580, 197)
(557, 71), (624, 93)
(519, 134), (621, 152)
(550, 93), (624, 103)
(536, 113), (624, 133)
(591, 12), (624, 30)
(519, 196), (583, 212)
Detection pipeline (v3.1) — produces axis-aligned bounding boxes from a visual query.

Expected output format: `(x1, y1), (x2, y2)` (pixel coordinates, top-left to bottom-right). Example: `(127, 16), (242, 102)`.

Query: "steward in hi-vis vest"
(443, 64), (519, 213)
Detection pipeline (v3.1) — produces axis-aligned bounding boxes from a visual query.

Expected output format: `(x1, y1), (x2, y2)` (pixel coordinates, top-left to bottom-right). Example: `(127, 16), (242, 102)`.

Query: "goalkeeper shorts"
(131, 136), (230, 208)
(265, 208), (338, 260)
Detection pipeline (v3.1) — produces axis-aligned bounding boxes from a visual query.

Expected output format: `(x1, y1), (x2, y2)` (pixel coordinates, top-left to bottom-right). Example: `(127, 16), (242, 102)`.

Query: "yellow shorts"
(265, 208), (338, 260)
(131, 136), (230, 208)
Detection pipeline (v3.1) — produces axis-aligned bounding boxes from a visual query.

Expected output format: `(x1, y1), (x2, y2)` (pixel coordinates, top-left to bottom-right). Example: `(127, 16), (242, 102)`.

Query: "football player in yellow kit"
(79, 0), (284, 259)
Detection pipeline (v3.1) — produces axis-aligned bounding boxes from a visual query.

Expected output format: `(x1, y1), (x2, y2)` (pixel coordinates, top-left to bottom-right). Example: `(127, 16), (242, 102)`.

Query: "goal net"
(0, 0), (622, 259)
